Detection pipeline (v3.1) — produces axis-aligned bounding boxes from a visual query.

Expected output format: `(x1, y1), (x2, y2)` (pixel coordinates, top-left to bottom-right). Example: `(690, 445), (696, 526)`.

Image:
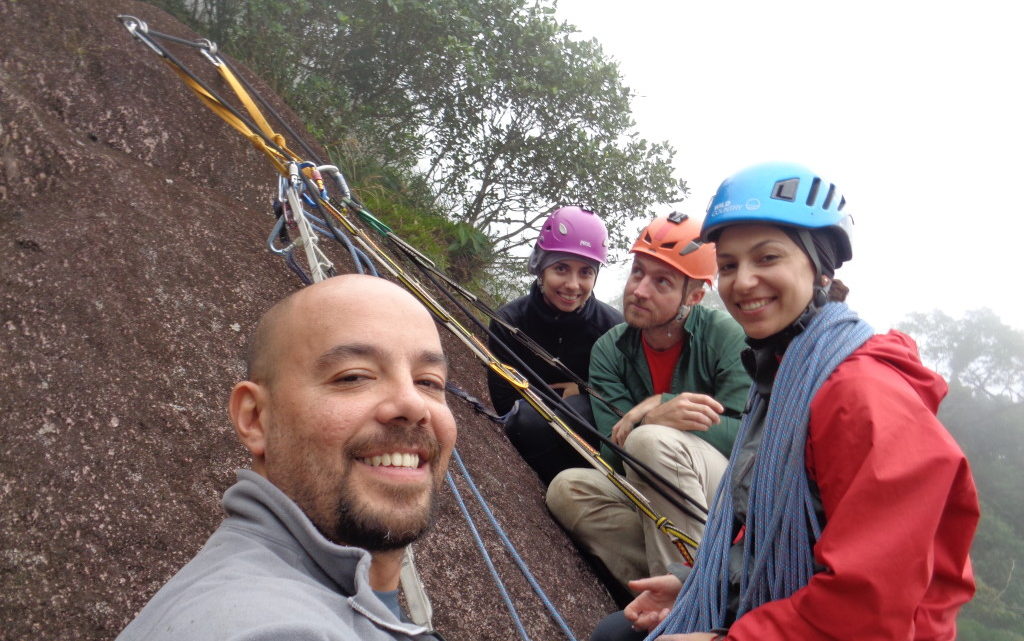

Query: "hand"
(643, 393), (723, 432)
(549, 382), (580, 398)
(656, 634), (720, 641)
(611, 396), (663, 446)
(623, 573), (683, 631)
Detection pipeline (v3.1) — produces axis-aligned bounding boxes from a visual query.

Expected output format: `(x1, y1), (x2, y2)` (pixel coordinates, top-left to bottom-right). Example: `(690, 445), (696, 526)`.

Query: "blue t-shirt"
(374, 589), (402, 621)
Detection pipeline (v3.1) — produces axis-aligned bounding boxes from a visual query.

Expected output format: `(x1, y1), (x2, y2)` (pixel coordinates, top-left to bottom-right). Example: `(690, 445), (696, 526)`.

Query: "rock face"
(0, 1), (616, 639)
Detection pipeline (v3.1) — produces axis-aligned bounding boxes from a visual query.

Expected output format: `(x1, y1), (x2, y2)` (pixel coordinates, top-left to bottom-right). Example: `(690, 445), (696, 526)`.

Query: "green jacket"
(589, 305), (751, 472)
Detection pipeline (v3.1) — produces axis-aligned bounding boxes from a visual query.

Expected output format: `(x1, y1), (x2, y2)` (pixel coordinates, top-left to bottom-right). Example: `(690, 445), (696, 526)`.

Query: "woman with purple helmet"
(487, 206), (623, 485)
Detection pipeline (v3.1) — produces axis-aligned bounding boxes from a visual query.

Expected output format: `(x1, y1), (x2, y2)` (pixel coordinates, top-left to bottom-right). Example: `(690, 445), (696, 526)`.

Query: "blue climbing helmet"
(701, 162), (853, 269)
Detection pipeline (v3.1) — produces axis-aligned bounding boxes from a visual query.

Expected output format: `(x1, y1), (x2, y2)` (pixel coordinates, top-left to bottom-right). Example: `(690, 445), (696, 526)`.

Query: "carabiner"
(117, 15), (147, 35)
(317, 165), (353, 200)
(117, 15), (163, 57)
(267, 215), (292, 256)
(487, 361), (530, 390)
(195, 38), (222, 66)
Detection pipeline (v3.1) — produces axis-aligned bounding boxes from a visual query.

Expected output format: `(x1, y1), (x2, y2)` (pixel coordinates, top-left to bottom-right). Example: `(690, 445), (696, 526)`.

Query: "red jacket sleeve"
(725, 345), (978, 641)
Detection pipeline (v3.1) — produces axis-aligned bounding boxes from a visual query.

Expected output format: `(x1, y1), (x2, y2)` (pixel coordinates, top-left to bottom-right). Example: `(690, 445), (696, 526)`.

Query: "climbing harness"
(118, 15), (705, 594)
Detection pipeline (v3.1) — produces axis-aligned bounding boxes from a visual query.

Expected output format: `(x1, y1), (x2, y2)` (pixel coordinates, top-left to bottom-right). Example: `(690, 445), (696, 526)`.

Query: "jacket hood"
(854, 330), (948, 413)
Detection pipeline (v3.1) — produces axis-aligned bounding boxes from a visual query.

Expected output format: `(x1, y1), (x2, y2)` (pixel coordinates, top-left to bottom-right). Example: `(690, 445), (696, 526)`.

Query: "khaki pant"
(546, 424), (728, 587)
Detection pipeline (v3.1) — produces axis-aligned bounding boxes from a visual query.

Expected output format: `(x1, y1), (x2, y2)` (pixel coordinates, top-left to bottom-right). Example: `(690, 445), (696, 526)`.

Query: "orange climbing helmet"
(630, 212), (717, 284)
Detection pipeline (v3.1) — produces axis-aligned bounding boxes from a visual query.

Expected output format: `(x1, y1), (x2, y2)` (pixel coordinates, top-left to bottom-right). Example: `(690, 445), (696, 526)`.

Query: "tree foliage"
(900, 308), (1024, 402)
(152, 0), (685, 263)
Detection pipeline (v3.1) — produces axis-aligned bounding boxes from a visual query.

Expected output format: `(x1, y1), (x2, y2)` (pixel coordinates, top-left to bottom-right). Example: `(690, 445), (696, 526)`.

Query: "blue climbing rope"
(451, 449), (579, 641)
(652, 302), (874, 636)
(446, 471), (533, 641)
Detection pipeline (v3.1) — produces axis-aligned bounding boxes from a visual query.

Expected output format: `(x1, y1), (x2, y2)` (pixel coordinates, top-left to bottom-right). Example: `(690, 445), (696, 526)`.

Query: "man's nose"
(632, 275), (652, 298)
(377, 376), (429, 426)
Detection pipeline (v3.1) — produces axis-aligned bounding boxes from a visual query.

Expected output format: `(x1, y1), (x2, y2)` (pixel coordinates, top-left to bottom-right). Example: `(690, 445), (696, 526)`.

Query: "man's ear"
(685, 284), (706, 306)
(229, 381), (269, 463)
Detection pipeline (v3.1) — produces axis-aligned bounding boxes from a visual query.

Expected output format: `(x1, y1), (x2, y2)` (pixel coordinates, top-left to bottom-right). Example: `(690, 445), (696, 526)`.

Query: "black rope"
(120, 14), (708, 524)
(386, 236), (621, 415)
(397, 240), (707, 522)
(445, 383), (503, 425)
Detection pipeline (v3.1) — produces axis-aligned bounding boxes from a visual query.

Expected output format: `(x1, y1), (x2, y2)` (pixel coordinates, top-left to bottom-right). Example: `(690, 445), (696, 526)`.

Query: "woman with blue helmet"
(615, 163), (978, 641)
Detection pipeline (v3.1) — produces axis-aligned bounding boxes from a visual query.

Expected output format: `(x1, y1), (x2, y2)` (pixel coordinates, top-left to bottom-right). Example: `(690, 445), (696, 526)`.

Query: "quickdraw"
(118, 15), (704, 564)
(384, 233), (620, 414)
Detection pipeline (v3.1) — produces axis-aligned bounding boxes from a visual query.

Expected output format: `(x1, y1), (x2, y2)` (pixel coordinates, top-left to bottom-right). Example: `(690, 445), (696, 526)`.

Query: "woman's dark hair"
(828, 278), (849, 302)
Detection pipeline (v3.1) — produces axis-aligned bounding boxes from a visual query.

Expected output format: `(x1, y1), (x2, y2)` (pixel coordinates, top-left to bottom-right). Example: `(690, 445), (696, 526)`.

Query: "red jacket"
(728, 331), (979, 641)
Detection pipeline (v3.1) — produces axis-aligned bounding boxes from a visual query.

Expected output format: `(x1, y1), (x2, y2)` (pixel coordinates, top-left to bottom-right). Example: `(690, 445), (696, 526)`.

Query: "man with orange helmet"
(546, 212), (751, 589)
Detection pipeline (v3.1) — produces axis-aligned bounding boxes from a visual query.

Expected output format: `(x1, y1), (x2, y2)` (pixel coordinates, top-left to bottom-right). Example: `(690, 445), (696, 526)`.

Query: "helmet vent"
(837, 196), (847, 211)
(659, 241), (678, 250)
(805, 177), (822, 206)
(822, 184), (836, 210)
(771, 178), (799, 202)
(679, 240), (704, 256)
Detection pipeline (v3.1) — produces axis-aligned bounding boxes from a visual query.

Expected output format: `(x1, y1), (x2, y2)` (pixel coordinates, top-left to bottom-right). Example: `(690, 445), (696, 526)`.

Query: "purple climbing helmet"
(535, 206), (609, 265)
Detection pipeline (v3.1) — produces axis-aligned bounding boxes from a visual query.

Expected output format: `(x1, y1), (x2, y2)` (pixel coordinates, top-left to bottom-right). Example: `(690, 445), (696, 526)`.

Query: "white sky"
(556, 0), (1024, 332)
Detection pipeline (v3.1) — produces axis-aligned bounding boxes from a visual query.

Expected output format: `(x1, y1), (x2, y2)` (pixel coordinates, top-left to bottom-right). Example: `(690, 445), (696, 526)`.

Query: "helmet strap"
(673, 276), (694, 322)
(797, 229), (832, 308)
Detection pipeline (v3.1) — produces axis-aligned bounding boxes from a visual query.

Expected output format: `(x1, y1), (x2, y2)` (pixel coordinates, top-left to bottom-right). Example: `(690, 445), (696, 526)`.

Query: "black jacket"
(486, 282), (623, 414)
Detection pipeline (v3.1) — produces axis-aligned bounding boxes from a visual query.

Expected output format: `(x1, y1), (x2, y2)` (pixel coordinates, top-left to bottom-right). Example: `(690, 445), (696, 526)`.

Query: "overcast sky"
(555, 0), (1024, 333)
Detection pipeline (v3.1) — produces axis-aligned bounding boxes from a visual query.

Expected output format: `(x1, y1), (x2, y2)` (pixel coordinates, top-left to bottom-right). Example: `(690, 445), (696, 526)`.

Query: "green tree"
(900, 308), (1024, 402)
(413, 1), (685, 257)
(151, 0), (685, 266)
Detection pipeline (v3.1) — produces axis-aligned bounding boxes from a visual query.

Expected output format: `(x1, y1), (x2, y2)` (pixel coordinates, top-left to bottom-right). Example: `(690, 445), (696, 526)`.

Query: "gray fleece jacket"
(116, 470), (437, 641)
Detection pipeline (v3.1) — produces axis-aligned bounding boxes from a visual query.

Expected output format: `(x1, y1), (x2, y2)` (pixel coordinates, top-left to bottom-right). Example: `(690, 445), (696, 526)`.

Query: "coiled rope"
(653, 302), (873, 635)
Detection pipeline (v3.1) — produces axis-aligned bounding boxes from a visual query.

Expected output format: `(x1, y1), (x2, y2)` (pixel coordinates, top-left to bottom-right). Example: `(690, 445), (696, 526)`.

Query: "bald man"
(117, 275), (456, 641)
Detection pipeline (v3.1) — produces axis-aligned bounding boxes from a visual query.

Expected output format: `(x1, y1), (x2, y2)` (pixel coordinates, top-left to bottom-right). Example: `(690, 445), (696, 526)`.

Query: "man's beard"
(623, 305), (649, 329)
(327, 474), (440, 551)
(625, 306), (666, 331)
(325, 423), (443, 551)
(266, 420), (444, 552)
(625, 299), (686, 333)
